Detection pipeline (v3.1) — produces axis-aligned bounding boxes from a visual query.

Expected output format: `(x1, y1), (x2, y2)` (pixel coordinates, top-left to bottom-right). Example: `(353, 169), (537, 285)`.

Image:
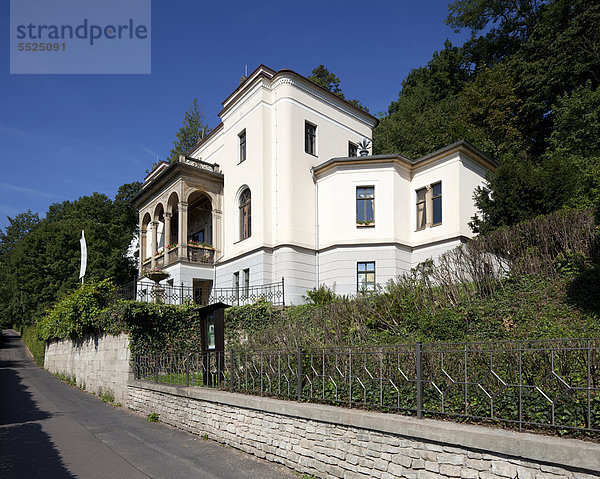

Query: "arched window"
(239, 188), (251, 240)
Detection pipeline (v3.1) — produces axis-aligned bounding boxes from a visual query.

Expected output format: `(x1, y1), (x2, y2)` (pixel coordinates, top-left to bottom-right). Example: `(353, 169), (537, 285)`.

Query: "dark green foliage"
(303, 284), (338, 306)
(307, 65), (370, 113)
(37, 278), (199, 354)
(377, 0), (600, 232)
(0, 210), (40, 256)
(37, 279), (116, 341)
(375, 41), (469, 158)
(235, 209), (600, 349)
(13, 323), (45, 366)
(224, 299), (278, 346)
(166, 98), (210, 163)
(100, 300), (197, 355)
(0, 183), (140, 328)
(146, 412), (159, 422)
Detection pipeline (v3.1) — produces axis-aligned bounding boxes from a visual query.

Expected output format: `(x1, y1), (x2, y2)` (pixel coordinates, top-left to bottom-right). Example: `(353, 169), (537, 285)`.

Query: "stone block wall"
(128, 381), (600, 479)
(45, 333), (131, 405)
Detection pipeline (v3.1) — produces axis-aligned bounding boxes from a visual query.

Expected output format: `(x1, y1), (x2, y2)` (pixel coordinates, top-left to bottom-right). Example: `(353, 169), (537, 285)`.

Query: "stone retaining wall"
(128, 381), (600, 479)
(45, 333), (131, 405)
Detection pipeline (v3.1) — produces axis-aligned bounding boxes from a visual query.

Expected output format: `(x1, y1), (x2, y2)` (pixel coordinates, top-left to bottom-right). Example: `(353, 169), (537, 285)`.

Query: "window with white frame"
(356, 186), (374, 225)
(416, 181), (442, 230)
(233, 272), (239, 299)
(305, 121), (316, 155)
(243, 268), (249, 296)
(239, 188), (251, 240)
(357, 262), (376, 292)
(238, 129), (246, 163)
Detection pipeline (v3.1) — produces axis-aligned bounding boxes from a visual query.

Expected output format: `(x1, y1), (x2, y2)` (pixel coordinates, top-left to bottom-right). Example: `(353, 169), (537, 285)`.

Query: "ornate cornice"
(271, 75), (377, 128)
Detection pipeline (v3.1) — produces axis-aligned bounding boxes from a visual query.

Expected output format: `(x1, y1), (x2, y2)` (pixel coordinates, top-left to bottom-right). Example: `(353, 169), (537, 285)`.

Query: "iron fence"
(132, 338), (600, 434)
(116, 277), (285, 306)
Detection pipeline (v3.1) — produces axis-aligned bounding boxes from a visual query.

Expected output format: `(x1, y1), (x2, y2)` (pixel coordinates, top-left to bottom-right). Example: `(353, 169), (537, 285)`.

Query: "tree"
(374, 42), (471, 157)
(307, 65), (370, 113)
(0, 210), (40, 257)
(446, 0), (548, 40)
(0, 183), (141, 327)
(453, 64), (524, 158)
(167, 99), (211, 163)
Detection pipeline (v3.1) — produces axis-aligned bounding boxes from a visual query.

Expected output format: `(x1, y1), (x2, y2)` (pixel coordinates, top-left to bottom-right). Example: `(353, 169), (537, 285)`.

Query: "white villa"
(132, 65), (496, 305)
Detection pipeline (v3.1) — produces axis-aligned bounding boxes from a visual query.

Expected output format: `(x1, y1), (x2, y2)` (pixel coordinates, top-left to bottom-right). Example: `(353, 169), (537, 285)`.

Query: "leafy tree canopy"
(0, 182), (141, 328)
(308, 65), (370, 113)
(0, 210), (40, 257)
(166, 98), (211, 164)
(376, 0), (600, 232)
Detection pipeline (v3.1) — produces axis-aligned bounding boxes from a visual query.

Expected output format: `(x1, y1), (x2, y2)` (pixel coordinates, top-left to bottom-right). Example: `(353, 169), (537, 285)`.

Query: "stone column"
(150, 221), (158, 269)
(164, 212), (171, 250)
(140, 228), (147, 272)
(178, 202), (188, 261)
(212, 209), (223, 257)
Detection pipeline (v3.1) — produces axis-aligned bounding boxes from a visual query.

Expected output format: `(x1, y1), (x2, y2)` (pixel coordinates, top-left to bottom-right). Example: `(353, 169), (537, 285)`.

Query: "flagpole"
(79, 230), (87, 285)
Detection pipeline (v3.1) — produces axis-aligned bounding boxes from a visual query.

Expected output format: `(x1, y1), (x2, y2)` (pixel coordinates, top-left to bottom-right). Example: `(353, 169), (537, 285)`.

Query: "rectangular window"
(233, 272), (239, 299)
(348, 142), (358, 157)
(305, 122), (316, 155)
(356, 186), (374, 225)
(239, 129), (246, 163)
(416, 182), (442, 230)
(357, 262), (376, 292)
(243, 268), (249, 295)
(416, 187), (427, 230)
(432, 182), (442, 225)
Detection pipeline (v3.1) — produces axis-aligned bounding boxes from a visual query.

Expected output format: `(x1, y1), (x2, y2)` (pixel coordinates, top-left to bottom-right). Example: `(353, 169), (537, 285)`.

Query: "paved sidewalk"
(0, 329), (296, 478)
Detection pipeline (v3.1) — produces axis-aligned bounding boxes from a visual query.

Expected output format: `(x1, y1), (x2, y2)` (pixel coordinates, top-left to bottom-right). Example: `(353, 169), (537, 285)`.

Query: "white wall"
(45, 333), (131, 405)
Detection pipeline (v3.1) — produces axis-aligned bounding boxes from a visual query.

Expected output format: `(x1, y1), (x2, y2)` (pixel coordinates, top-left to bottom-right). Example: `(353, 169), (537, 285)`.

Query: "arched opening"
(187, 191), (213, 246)
(238, 187), (251, 241)
(153, 203), (165, 251)
(166, 192), (179, 248)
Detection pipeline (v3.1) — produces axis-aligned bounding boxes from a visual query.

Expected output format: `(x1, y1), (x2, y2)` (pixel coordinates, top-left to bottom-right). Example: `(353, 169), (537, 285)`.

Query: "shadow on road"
(0, 331), (76, 478)
(0, 422), (77, 478)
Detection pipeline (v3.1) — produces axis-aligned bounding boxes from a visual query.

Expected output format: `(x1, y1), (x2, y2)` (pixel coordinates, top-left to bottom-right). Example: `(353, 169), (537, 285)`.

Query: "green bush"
(99, 300), (197, 354)
(17, 324), (46, 366)
(37, 279), (115, 341)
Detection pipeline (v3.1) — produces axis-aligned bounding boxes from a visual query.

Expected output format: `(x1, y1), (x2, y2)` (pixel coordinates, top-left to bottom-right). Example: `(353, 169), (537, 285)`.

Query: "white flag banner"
(79, 230), (87, 280)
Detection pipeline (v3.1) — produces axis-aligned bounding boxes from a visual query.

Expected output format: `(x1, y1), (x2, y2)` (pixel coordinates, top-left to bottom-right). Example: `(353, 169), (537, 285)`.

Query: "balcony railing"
(142, 245), (215, 272)
(116, 277), (285, 307)
(187, 244), (214, 264)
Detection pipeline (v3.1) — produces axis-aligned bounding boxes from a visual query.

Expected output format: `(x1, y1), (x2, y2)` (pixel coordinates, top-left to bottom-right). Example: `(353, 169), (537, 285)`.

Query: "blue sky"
(0, 1), (470, 229)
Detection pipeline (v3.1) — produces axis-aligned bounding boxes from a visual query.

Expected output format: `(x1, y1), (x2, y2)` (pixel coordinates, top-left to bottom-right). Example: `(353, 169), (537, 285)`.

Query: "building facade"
(132, 65), (496, 305)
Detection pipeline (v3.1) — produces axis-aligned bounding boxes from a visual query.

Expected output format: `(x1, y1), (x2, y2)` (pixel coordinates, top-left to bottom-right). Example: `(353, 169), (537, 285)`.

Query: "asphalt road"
(0, 329), (296, 478)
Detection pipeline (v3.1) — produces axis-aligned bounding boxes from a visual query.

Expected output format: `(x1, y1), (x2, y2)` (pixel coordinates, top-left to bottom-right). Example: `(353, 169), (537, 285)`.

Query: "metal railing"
(116, 277), (285, 306)
(131, 338), (600, 434)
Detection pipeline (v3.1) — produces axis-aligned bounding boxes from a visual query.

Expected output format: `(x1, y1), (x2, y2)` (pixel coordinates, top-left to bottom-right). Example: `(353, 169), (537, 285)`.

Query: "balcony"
(142, 243), (215, 272)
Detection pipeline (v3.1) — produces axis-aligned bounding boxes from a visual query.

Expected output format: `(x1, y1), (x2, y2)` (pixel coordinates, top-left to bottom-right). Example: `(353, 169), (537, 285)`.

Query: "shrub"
(37, 279), (115, 341)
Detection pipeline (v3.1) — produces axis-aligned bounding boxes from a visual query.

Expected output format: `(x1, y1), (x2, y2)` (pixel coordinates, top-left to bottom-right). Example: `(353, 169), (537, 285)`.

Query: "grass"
(147, 412), (159, 422)
(15, 324), (45, 366)
(100, 391), (115, 403)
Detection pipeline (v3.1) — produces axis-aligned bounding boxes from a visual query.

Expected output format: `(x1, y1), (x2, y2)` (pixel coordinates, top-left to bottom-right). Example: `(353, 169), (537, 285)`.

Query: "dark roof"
(195, 302), (230, 314)
(312, 140), (497, 176)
